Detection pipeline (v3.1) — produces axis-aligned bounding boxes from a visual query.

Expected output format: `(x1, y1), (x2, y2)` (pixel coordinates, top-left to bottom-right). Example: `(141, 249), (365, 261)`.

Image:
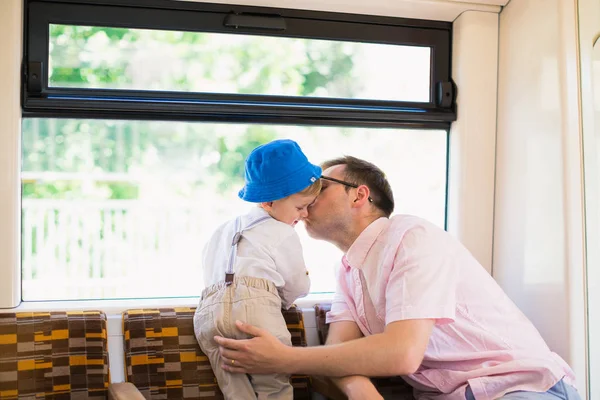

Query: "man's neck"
(337, 214), (383, 253)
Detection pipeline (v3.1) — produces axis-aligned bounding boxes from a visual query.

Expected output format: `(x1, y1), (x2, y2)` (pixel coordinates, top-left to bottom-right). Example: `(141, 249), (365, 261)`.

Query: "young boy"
(193, 139), (321, 400)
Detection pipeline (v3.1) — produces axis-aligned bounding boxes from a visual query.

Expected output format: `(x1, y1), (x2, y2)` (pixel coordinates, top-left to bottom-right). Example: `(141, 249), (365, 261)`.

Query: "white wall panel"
(177, 0), (502, 22)
(448, 11), (499, 273)
(577, 0), (600, 397)
(495, 0), (587, 393)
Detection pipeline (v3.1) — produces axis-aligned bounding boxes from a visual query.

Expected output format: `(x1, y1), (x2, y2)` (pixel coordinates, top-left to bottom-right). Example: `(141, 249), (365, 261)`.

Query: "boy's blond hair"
(296, 179), (322, 197)
(260, 180), (321, 205)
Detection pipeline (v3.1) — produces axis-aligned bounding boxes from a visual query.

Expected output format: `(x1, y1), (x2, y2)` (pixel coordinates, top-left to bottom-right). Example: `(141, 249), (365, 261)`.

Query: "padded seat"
(122, 306), (311, 400)
(0, 310), (109, 399)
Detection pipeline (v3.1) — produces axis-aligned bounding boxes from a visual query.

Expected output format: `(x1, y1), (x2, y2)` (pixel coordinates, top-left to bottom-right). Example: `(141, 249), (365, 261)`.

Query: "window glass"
(21, 118), (447, 300)
(48, 24), (431, 102)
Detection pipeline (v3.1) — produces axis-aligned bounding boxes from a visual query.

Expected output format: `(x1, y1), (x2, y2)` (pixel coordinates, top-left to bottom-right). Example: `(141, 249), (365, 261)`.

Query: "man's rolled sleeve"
(326, 291), (355, 324)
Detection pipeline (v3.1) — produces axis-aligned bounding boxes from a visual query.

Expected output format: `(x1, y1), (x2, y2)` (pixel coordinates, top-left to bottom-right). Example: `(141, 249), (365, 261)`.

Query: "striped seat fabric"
(0, 311), (109, 399)
(314, 303), (332, 347)
(122, 306), (311, 400)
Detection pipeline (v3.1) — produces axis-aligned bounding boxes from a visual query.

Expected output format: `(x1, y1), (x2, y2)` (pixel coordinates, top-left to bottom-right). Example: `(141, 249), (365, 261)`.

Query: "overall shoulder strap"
(224, 214), (272, 285)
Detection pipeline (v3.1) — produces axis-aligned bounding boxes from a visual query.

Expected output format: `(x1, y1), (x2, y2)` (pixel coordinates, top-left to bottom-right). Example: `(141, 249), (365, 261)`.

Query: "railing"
(21, 199), (212, 300)
(21, 198), (339, 301)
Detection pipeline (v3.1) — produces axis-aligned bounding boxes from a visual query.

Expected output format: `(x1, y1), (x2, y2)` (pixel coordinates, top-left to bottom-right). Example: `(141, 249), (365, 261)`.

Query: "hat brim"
(238, 163), (322, 203)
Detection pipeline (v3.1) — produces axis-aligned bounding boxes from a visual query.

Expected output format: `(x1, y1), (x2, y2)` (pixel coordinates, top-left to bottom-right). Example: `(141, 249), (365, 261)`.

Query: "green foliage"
(106, 183), (139, 200)
(22, 182), (80, 199)
(25, 25), (359, 200)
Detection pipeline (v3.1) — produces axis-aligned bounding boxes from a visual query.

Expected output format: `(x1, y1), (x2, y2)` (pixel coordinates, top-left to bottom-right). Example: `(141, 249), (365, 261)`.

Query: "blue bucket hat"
(238, 139), (322, 203)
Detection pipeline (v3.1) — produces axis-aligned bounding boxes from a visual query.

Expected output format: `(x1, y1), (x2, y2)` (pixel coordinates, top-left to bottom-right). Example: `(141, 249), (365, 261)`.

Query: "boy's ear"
(260, 201), (274, 211)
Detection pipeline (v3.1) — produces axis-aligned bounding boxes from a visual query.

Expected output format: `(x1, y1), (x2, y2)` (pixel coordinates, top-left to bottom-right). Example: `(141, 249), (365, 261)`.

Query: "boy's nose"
(300, 209), (309, 219)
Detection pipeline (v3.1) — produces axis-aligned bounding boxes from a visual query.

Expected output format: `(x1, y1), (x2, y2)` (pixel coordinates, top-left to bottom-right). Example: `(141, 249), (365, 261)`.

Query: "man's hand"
(214, 320), (292, 374)
(215, 317), (434, 377)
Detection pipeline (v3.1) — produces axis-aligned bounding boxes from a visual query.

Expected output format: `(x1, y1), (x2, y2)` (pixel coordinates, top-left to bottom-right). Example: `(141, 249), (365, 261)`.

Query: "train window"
(21, 120), (447, 300)
(21, 0), (453, 301)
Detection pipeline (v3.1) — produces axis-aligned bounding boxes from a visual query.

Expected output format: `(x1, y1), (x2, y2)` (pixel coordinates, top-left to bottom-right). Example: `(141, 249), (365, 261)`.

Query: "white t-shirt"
(202, 206), (311, 308)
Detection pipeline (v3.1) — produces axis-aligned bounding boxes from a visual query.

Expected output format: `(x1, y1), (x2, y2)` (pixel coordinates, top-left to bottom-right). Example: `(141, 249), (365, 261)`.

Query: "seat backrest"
(0, 310), (109, 399)
(314, 303), (332, 345)
(122, 307), (311, 400)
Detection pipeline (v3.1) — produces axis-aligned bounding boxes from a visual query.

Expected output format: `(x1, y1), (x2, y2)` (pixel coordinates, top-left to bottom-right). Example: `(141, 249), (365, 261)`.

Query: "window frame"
(23, 0), (455, 129)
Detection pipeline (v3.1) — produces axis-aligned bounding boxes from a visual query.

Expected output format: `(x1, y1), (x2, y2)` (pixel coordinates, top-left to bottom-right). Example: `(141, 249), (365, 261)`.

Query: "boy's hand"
(214, 320), (293, 374)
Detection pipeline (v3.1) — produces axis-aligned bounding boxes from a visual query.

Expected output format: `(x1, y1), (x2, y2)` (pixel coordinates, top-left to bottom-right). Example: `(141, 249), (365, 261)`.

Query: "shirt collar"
(246, 205), (272, 220)
(343, 217), (389, 270)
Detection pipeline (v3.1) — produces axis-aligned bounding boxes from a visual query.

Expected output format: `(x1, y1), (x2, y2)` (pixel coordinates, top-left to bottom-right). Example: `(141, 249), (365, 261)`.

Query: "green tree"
(24, 25), (360, 200)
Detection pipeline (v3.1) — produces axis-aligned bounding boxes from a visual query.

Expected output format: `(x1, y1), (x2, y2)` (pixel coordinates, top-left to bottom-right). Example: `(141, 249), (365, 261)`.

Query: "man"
(214, 156), (580, 400)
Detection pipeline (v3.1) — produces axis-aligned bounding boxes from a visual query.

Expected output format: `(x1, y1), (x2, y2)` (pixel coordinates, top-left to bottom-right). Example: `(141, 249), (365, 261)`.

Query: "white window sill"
(8, 292), (334, 316)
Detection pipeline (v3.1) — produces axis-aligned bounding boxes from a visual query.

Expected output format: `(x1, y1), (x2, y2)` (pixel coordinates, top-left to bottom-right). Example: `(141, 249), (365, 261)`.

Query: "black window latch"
(224, 13), (286, 31)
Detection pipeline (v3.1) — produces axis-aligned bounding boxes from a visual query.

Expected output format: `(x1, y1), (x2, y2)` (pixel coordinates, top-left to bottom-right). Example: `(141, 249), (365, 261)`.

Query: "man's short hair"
(321, 156), (394, 217)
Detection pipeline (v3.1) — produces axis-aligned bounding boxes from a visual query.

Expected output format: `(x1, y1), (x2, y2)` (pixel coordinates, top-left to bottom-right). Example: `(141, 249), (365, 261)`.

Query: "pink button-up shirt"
(326, 215), (576, 400)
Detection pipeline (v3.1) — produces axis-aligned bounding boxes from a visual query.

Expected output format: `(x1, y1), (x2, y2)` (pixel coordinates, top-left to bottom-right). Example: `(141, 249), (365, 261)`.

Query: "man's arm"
(215, 317), (434, 377)
(326, 320), (364, 344)
(324, 321), (383, 399)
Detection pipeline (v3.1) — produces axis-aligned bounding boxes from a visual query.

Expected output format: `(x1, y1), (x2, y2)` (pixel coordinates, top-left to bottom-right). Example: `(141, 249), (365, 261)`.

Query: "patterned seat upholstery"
(314, 303), (332, 346)
(314, 304), (415, 400)
(0, 310), (109, 399)
(122, 307), (311, 400)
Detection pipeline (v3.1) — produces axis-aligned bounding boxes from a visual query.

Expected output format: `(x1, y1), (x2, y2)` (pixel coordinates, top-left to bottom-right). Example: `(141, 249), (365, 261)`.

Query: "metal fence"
(21, 198), (210, 300)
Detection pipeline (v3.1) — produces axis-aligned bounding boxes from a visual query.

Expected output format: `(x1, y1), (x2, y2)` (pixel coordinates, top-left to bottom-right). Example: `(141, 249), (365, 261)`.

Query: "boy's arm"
(270, 231), (311, 308)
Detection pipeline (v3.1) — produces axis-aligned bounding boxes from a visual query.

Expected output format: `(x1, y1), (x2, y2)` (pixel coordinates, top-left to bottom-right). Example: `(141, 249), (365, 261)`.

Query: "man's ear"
(352, 185), (371, 207)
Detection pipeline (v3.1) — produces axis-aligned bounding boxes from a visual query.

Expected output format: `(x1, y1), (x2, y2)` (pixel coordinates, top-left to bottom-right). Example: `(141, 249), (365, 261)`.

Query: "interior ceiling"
(176, 0), (509, 21)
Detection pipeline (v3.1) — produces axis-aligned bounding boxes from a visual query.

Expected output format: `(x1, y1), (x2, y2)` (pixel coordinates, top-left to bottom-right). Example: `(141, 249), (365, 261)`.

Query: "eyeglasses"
(320, 176), (373, 203)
